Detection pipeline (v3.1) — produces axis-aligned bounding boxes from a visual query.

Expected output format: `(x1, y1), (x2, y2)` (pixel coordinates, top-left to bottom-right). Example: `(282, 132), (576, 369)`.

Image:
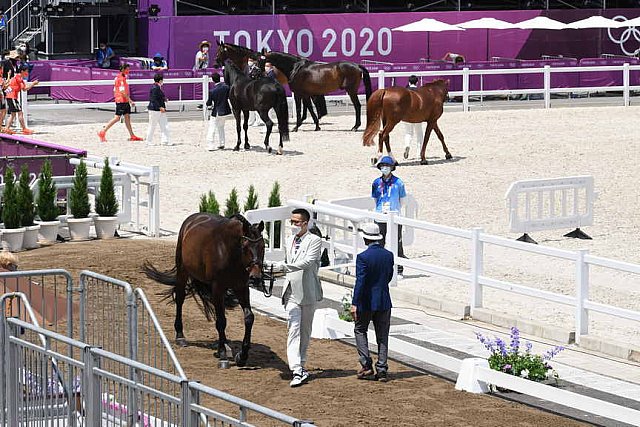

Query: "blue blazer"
(352, 243), (393, 312)
(206, 82), (232, 116)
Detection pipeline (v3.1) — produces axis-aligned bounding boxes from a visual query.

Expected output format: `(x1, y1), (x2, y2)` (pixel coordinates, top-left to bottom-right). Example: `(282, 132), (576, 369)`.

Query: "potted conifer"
(35, 160), (61, 245)
(18, 165), (40, 249)
(94, 158), (119, 239)
(1, 167), (26, 251)
(67, 160), (92, 241)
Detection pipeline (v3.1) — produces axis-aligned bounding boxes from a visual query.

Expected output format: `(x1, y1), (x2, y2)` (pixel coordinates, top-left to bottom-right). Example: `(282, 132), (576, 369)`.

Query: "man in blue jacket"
(350, 222), (394, 382)
(205, 73), (232, 151)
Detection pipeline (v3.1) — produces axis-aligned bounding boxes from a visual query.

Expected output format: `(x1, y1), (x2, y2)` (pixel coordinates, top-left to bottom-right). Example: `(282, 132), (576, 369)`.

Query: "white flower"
(520, 369), (529, 378)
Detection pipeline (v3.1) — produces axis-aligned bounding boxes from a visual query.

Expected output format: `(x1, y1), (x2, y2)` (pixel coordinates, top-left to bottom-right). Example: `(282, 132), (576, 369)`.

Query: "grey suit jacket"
(282, 232), (323, 306)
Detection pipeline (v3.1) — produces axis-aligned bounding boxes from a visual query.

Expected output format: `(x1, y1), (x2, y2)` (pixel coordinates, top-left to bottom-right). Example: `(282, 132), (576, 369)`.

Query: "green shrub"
(267, 181), (282, 247)
(244, 185), (259, 212)
(95, 158), (119, 217)
(199, 191), (220, 214)
(1, 168), (21, 229)
(69, 160), (90, 219)
(18, 165), (36, 226)
(224, 188), (240, 217)
(37, 160), (59, 222)
(339, 292), (354, 322)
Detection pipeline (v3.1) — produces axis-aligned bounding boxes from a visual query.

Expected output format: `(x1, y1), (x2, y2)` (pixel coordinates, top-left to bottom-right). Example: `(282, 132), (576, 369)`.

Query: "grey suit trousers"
(354, 309), (391, 373)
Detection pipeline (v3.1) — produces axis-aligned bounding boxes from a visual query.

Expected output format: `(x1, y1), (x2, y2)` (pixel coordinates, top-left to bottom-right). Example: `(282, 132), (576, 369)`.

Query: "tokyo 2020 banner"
(142, 9), (640, 69)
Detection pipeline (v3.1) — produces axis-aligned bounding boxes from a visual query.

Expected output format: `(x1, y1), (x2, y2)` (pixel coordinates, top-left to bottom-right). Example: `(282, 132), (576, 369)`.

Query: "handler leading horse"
(143, 213), (266, 367)
(363, 79), (452, 165)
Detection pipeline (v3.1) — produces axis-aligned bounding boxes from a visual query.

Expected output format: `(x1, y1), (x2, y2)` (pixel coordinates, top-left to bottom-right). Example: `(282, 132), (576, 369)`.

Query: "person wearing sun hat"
(151, 52), (168, 71)
(194, 40), (210, 70)
(371, 155), (407, 275)
(350, 222), (394, 382)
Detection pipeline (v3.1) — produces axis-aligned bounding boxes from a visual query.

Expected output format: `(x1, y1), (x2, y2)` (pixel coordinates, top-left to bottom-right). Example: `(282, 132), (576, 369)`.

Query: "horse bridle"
(241, 235), (275, 297)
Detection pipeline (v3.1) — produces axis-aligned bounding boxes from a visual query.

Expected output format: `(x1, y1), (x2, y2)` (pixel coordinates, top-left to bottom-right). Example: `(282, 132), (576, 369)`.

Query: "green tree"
(244, 185), (259, 212)
(224, 188), (241, 217)
(37, 160), (59, 222)
(18, 164), (36, 226)
(267, 181), (283, 247)
(95, 158), (119, 217)
(1, 168), (21, 229)
(199, 191), (220, 215)
(69, 160), (91, 219)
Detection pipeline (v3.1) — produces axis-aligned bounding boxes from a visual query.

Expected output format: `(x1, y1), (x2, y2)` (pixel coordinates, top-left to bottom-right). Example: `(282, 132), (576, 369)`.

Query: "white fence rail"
(505, 175), (595, 236)
(19, 63), (640, 120)
(245, 197), (640, 344)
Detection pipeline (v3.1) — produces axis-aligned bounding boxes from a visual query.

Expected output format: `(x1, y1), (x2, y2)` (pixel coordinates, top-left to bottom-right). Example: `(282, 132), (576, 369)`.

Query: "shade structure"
(392, 18), (464, 61)
(566, 16), (628, 29)
(616, 16), (640, 27)
(456, 17), (516, 60)
(513, 16), (567, 30)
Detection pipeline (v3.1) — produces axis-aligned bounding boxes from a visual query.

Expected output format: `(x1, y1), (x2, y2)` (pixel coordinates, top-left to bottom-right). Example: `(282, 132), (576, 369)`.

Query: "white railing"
(505, 175), (595, 237)
(19, 63), (640, 121)
(69, 155), (161, 237)
(245, 198), (640, 344)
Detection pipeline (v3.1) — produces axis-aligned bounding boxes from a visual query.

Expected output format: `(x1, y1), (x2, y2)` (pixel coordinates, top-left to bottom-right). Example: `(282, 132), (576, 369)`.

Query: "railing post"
(575, 249), (589, 343)
(388, 211), (398, 286)
(181, 381), (200, 427)
(470, 227), (484, 312)
(149, 165), (161, 237)
(623, 63), (630, 107)
(462, 67), (469, 112)
(351, 220), (360, 272)
(377, 70), (385, 90)
(202, 74), (209, 121)
(543, 65), (551, 109)
(21, 87), (29, 129)
(6, 323), (20, 426)
(83, 347), (102, 427)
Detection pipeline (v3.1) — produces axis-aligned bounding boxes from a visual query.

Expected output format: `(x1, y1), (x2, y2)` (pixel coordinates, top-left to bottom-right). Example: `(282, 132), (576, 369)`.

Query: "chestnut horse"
(260, 50), (372, 131)
(143, 213), (269, 367)
(215, 41), (327, 131)
(363, 79), (452, 165)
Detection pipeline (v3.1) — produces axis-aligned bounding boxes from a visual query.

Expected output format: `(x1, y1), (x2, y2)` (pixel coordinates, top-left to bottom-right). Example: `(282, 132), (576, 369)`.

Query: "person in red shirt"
(4, 64), (39, 135)
(97, 63), (142, 142)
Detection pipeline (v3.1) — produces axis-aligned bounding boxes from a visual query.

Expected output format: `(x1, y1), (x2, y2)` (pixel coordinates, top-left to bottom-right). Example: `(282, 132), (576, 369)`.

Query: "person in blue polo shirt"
(372, 156), (407, 275)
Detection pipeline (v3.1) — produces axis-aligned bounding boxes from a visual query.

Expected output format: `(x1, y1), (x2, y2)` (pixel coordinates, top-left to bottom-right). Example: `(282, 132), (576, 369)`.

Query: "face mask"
(380, 166), (392, 175)
(265, 67), (272, 72)
(247, 61), (254, 67)
(202, 47), (209, 53)
(290, 225), (301, 235)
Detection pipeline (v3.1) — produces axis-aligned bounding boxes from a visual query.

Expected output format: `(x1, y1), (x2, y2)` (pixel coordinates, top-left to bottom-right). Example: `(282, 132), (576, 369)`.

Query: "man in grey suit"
(274, 208), (323, 387)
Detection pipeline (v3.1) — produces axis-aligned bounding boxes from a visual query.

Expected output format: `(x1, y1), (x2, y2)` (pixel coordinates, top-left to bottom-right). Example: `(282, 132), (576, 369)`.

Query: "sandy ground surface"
(17, 239), (588, 427)
(27, 105), (640, 346)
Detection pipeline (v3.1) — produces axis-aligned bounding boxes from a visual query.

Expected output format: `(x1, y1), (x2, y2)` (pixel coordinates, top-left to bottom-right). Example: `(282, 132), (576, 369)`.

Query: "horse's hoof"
(351, 126), (360, 132)
(277, 148), (283, 155)
(445, 153), (453, 160)
(267, 146), (272, 154)
(235, 352), (247, 367)
(292, 127), (299, 132)
(244, 143), (251, 150)
(176, 338), (187, 347)
(233, 146), (240, 152)
(420, 159), (429, 165)
(403, 147), (410, 160)
(218, 359), (231, 369)
(314, 126), (321, 131)
(371, 157), (377, 166)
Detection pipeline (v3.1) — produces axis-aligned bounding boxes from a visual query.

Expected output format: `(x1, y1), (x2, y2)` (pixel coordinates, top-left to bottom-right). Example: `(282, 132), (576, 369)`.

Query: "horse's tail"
(275, 93), (290, 143)
(359, 65), (373, 101)
(362, 89), (385, 146)
(142, 261), (177, 294)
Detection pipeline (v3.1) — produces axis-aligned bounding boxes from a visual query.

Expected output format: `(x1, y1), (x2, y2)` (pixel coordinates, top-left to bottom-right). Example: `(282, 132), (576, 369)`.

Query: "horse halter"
(241, 235), (264, 271)
(241, 235), (274, 297)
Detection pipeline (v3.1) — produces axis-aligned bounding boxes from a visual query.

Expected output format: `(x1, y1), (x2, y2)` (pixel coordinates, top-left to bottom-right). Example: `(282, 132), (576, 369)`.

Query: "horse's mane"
(229, 213), (253, 234)
(222, 42), (260, 59)
(267, 51), (305, 64)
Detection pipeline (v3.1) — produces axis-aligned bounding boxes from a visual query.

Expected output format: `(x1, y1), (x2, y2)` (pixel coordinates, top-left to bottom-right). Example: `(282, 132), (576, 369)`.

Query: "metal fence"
(1, 293), (314, 426)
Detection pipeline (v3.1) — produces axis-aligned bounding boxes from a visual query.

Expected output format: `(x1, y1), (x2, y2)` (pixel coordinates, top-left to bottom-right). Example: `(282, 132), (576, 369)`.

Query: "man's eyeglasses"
(290, 220), (306, 225)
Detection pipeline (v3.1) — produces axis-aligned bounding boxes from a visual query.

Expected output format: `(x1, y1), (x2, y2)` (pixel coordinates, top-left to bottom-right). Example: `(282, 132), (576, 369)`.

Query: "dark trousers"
(375, 221), (406, 272)
(354, 309), (391, 373)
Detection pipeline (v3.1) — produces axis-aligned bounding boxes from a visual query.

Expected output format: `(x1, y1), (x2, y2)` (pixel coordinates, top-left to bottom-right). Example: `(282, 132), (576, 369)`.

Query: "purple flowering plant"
(475, 326), (564, 382)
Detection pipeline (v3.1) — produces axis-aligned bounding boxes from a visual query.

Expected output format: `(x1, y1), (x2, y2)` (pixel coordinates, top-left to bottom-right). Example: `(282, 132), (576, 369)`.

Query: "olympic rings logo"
(608, 15), (640, 56)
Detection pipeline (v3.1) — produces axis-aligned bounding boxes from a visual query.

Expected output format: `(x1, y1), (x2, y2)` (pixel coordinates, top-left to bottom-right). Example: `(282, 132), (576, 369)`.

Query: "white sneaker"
(289, 370), (309, 387)
(207, 145), (215, 151)
(218, 145), (225, 150)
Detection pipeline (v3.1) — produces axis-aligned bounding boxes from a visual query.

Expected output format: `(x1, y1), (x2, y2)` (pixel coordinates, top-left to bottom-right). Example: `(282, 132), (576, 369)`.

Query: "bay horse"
(222, 60), (289, 154)
(142, 213), (269, 367)
(362, 79), (452, 165)
(259, 50), (372, 131)
(215, 41), (327, 131)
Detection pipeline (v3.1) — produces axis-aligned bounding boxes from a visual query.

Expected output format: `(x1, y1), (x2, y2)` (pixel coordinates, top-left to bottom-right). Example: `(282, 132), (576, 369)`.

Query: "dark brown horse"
(260, 51), (372, 131)
(215, 42), (327, 131)
(363, 79), (452, 165)
(143, 213), (267, 367)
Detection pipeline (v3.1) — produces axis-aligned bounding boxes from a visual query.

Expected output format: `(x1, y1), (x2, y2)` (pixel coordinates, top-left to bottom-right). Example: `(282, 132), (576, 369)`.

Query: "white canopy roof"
(513, 16), (567, 30)
(566, 16), (627, 29)
(456, 17), (515, 30)
(392, 18), (464, 33)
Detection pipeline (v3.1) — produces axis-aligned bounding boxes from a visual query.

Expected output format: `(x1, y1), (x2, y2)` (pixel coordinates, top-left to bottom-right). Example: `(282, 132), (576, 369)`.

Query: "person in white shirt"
(403, 75), (424, 159)
(194, 40), (210, 70)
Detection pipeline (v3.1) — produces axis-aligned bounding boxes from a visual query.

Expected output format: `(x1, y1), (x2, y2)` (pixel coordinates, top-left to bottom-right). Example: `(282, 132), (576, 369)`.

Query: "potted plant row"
(1, 168), (24, 251)
(94, 158), (119, 239)
(36, 160), (61, 245)
(67, 160), (93, 241)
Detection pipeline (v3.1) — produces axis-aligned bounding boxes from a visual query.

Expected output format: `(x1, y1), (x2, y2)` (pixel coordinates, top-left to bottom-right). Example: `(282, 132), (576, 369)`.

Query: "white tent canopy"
(566, 16), (628, 29)
(619, 16), (640, 27)
(513, 16), (567, 30)
(456, 17), (515, 29)
(392, 18), (464, 33)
